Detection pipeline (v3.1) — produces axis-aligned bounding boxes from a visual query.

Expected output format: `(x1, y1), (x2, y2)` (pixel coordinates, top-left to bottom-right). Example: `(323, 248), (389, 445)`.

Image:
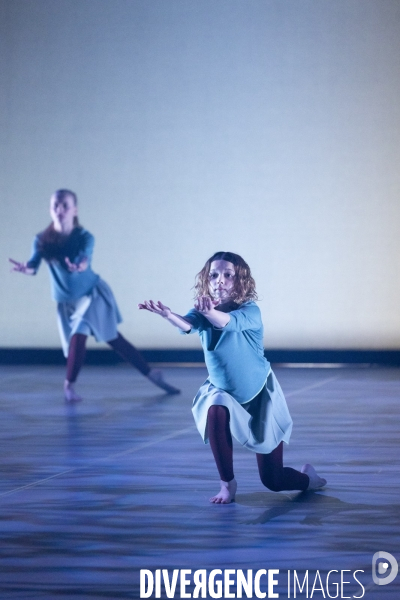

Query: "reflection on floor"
(0, 365), (399, 599)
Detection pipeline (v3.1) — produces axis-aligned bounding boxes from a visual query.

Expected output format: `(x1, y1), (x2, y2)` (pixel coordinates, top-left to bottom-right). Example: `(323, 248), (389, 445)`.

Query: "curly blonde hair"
(194, 251), (258, 304)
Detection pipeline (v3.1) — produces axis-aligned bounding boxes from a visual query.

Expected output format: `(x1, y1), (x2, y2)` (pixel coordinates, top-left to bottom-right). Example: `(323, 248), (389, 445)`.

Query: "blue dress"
(182, 302), (293, 454)
(27, 227), (122, 356)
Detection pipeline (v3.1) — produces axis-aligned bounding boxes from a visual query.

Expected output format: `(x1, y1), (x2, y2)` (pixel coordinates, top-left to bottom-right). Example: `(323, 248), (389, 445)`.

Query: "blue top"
(26, 227), (100, 303)
(182, 301), (270, 404)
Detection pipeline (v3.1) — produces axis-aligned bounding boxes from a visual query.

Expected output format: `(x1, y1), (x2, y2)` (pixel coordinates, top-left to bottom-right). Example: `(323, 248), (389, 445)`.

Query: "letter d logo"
(372, 552), (398, 586)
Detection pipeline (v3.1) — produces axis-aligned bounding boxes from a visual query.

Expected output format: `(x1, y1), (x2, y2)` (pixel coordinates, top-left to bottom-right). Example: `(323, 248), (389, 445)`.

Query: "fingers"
(138, 300), (171, 318)
(157, 301), (171, 314)
(65, 257), (76, 272)
(65, 257), (88, 272)
(9, 258), (22, 271)
(137, 300), (164, 314)
(152, 300), (170, 314)
(9, 259), (25, 273)
(149, 300), (158, 310)
(65, 257), (77, 270)
(196, 297), (204, 312)
(196, 296), (214, 313)
(77, 258), (88, 272)
(138, 303), (154, 311)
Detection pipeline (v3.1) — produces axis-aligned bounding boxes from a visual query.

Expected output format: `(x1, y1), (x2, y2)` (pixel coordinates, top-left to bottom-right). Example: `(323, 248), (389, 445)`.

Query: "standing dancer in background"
(139, 251), (326, 503)
(9, 189), (179, 402)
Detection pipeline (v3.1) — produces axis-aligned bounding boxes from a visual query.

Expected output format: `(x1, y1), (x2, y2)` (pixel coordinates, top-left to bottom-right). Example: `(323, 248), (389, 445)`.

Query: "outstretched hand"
(195, 296), (219, 316)
(194, 296), (230, 329)
(65, 257), (88, 272)
(9, 258), (35, 275)
(138, 300), (172, 318)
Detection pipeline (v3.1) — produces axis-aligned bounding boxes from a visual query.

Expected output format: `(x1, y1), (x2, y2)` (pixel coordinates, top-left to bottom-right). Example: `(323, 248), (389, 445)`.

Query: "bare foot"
(64, 381), (83, 403)
(147, 369), (180, 394)
(210, 479), (237, 504)
(301, 464), (327, 490)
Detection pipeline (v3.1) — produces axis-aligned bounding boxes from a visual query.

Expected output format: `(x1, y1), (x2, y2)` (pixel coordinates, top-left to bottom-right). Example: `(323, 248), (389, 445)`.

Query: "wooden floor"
(0, 364), (399, 599)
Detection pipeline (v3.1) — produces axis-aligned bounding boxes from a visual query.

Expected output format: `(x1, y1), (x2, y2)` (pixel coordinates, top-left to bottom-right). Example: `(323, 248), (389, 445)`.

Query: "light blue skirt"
(192, 370), (293, 454)
(56, 278), (122, 357)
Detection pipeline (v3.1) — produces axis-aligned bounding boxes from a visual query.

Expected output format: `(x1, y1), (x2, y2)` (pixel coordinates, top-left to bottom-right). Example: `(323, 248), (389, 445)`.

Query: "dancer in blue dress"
(139, 251), (326, 503)
(10, 189), (179, 402)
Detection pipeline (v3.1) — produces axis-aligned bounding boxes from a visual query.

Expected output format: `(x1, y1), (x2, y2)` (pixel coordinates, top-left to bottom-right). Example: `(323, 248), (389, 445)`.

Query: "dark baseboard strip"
(1, 348), (400, 366)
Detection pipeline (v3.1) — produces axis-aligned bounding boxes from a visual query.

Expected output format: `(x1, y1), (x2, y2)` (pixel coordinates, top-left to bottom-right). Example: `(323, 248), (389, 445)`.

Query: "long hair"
(194, 251), (258, 304)
(38, 190), (81, 262)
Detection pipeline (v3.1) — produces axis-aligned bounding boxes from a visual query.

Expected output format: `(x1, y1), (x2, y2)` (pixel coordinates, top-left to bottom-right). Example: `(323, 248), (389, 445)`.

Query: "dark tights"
(66, 334), (87, 383)
(66, 332), (151, 383)
(207, 405), (309, 492)
(207, 405), (234, 482)
(107, 333), (151, 377)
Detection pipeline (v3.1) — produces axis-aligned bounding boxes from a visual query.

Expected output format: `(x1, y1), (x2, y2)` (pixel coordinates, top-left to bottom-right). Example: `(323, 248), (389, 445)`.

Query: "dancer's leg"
(64, 333), (87, 402)
(257, 442), (310, 492)
(207, 405), (237, 504)
(107, 332), (150, 375)
(208, 405), (234, 481)
(107, 333), (180, 394)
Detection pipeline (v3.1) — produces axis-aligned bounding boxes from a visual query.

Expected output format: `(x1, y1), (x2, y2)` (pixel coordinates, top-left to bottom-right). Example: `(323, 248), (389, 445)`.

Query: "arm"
(222, 302), (262, 331)
(65, 256), (88, 272)
(194, 296), (231, 328)
(195, 298), (262, 331)
(65, 230), (94, 272)
(9, 258), (35, 275)
(138, 300), (193, 332)
(9, 235), (42, 275)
